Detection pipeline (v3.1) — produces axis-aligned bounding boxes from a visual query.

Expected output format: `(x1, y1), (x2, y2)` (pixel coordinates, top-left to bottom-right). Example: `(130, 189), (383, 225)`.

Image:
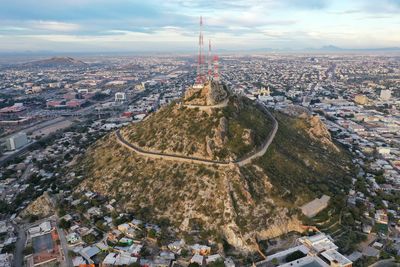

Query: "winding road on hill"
(115, 102), (278, 167)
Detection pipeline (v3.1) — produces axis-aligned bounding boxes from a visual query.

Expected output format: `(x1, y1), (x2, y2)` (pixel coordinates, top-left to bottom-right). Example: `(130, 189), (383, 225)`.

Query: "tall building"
(6, 132), (29, 150)
(380, 89), (391, 101)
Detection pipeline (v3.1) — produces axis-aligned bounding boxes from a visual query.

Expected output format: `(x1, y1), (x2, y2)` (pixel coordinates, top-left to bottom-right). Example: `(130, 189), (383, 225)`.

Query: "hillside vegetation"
(255, 111), (353, 206)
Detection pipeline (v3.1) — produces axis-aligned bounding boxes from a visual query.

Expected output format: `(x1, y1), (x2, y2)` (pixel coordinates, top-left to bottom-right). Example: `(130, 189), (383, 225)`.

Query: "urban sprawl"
(0, 54), (400, 267)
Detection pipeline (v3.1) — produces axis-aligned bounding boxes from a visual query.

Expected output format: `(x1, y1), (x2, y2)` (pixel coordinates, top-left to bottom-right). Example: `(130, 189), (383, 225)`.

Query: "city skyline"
(0, 0), (400, 53)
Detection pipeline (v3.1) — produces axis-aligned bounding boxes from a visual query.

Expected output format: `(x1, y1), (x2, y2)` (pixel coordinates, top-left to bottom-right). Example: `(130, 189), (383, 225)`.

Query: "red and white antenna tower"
(195, 16), (205, 85)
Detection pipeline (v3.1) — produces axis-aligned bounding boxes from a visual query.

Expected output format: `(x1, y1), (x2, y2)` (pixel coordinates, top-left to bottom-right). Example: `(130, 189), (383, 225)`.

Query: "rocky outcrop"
(216, 117), (228, 146)
(281, 105), (339, 151)
(205, 136), (214, 158)
(184, 87), (205, 105)
(307, 115), (339, 152)
(184, 81), (228, 106)
(242, 129), (253, 146)
(19, 192), (54, 219)
(207, 82), (228, 105)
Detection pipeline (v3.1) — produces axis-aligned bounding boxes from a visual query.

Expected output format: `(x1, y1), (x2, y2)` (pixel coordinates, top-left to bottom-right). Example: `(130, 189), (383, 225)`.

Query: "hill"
(21, 56), (87, 68)
(74, 82), (354, 252)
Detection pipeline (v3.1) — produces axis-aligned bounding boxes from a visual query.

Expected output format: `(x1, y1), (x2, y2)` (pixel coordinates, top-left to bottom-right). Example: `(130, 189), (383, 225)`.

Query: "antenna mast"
(195, 16), (205, 85)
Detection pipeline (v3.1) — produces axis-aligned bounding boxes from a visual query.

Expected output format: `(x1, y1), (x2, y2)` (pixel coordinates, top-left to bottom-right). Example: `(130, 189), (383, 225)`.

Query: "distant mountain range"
(230, 45), (400, 53)
(20, 57), (88, 68)
(0, 45), (400, 61)
(310, 45), (400, 52)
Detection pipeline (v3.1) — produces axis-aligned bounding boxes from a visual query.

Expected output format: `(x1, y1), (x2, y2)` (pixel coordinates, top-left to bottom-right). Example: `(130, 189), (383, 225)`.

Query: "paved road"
(116, 130), (230, 166)
(115, 102), (278, 167)
(370, 258), (399, 267)
(56, 224), (73, 267)
(13, 225), (26, 267)
(236, 104), (278, 166)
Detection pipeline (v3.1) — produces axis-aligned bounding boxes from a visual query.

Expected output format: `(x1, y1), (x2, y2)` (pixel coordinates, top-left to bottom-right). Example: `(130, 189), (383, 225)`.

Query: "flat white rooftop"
(321, 249), (352, 266)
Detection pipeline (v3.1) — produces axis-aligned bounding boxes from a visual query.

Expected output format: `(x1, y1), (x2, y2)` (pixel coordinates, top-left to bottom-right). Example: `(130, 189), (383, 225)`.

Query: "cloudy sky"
(0, 0), (399, 52)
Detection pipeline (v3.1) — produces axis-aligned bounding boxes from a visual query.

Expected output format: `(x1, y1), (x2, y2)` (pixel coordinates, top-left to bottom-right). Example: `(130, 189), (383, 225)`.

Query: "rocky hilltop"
(184, 81), (228, 106)
(76, 82), (354, 252)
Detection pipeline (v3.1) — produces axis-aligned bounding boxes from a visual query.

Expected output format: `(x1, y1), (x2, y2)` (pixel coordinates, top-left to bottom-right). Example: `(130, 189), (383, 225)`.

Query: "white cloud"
(31, 21), (80, 32)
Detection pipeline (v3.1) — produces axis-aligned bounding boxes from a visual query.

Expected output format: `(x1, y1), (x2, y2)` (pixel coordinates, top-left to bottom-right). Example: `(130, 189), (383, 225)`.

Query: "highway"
(115, 101), (278, 167)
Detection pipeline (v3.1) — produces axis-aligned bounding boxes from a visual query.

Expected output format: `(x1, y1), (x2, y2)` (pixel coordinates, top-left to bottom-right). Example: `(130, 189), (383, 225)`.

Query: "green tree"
(59, 218), (71, 229)
(271, 258), (279, 266)
(147, 228), (157, 239)
(23, 246), (33, 255)
(208, 259), (225, 267)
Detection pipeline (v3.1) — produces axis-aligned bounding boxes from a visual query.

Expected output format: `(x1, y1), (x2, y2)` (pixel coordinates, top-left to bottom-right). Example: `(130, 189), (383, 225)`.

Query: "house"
(95, 242), (109, 252)
(117, 223), (130, 233)
(62, 214), (73, 222)
(206, 254), (222, 265)
(362, 224), (372, 234)
(103, 252), (138, 266)
(86, 207), (102, 217)
(70, 225), (80, 232)
(224, 257), (235, 267)
(191, 254), (204, 266)
(191, 244), (211, 255)
(108, 229), (123, 243)
(72, 256), (86, 266)
(66, 232), (80, 244)
(80, 246), (101, 262)
(0, 253), (13, 267)
(153, 251), (175, 266)
(362, 246), (380, 258)
(168, 240), (185, 254)
(114, 243), (143, 256)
